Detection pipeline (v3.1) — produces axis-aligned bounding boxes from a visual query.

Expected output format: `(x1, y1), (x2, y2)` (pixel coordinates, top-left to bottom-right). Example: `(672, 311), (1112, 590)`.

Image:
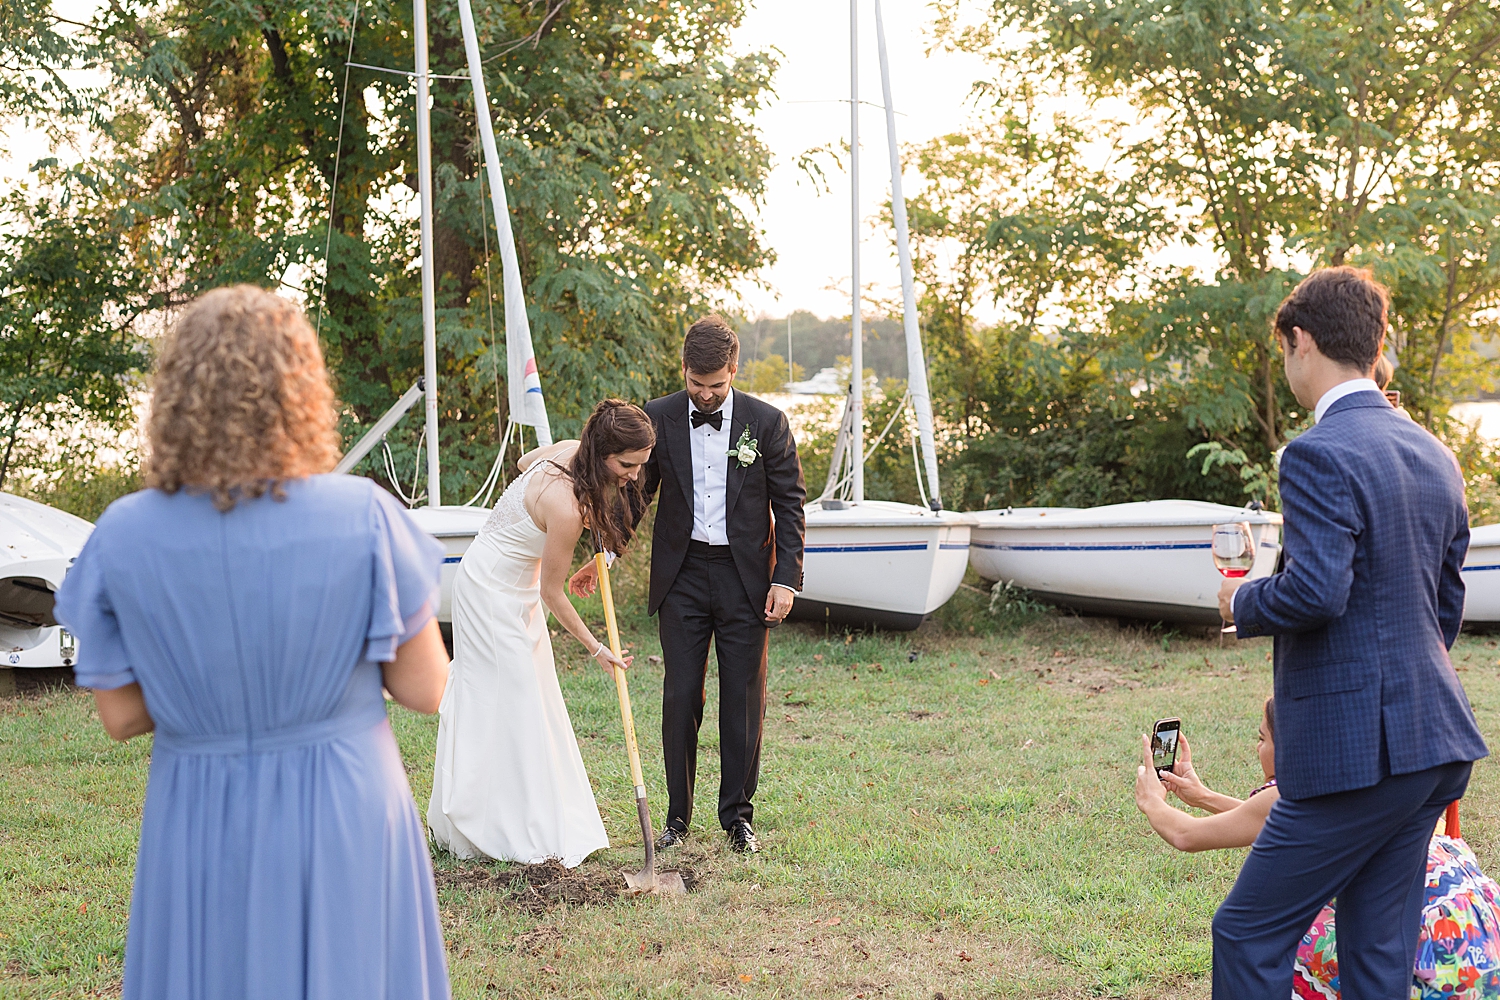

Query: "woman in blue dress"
(56, 285), (452, 1000)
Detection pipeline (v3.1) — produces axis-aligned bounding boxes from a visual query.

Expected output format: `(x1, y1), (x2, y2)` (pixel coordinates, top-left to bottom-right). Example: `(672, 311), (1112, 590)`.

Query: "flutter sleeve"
(52, 529), (136, 690)
(365, 485), (445, 663)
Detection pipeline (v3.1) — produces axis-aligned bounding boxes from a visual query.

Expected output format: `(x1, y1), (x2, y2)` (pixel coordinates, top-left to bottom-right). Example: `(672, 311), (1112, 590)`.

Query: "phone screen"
(1152, 719), (1181, 774)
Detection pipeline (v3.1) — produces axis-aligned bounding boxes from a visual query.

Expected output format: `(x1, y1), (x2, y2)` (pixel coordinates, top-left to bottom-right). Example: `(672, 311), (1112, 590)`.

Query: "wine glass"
(1212, 521), (1256, 634)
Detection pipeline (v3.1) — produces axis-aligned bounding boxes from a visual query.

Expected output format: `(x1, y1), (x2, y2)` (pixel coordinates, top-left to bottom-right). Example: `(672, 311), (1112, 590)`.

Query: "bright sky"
(728, 0), (993, 321)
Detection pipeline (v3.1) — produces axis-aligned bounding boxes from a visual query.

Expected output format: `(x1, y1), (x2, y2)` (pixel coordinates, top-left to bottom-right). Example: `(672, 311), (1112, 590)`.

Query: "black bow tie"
(690, 409), (723, 431)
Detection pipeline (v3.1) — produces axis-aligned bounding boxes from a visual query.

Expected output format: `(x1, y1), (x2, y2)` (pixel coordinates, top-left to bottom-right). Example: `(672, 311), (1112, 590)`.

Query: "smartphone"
(1151, 718), (1182, 776)
(1384, 389), (1401, 408)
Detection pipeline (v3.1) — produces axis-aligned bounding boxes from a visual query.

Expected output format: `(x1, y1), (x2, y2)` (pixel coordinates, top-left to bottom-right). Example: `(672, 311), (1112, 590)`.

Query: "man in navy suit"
(1217, 266), (1488, 998)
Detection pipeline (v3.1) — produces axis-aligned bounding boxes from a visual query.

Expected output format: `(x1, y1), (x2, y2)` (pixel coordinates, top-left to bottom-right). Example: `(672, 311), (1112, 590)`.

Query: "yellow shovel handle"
(596, 552), (646, 790)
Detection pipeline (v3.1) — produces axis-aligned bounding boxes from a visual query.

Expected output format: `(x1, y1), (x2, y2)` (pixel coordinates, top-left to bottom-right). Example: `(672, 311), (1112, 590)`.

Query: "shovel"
(594, 551), (688, 897)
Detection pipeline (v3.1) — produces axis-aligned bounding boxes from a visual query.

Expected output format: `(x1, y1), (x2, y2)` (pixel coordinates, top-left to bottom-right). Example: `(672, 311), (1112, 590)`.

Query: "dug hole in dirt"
(435, 859), (701, 916)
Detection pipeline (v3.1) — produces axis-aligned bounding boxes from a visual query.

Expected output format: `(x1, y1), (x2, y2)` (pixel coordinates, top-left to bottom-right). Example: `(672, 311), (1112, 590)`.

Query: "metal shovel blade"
(623, 868), (688, 897)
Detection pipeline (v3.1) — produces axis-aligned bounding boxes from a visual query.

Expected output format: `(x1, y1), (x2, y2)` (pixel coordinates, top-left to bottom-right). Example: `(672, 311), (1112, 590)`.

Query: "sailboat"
(788, 0), (972, 631)
(331, 0), (552, 629)
(1460, 523), (1500, 628)
(0, 492), (91, 668)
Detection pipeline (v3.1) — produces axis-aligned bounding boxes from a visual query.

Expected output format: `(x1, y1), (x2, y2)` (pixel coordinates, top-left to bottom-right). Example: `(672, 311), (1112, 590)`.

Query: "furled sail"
(457, 0), (553, 446)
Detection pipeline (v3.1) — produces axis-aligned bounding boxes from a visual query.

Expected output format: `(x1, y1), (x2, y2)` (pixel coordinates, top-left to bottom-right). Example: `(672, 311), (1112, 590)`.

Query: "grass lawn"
(5, 578), (1500, 999)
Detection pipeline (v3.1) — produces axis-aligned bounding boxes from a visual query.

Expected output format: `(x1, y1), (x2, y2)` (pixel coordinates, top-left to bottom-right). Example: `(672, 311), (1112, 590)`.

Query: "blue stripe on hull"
(806, 542), (929, 553)
(974, 540), (1279, 553)
(1463, 564), (1500, 572)
(972, 541), (1213, 552)
(443, 556), (463, 564)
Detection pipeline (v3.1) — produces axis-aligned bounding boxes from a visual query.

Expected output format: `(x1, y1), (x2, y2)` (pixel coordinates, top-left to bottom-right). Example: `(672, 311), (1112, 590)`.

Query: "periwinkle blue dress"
(55, 475), (450, 1000)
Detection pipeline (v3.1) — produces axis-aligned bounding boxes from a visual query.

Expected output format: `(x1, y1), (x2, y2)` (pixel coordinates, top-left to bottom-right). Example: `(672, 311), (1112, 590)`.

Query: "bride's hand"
(593, 644), (632, 676)
(569, 562), (598, 598)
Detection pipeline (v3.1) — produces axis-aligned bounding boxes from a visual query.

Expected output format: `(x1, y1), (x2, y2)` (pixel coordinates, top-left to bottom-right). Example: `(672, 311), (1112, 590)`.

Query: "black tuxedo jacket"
(639, 390), (806, 616)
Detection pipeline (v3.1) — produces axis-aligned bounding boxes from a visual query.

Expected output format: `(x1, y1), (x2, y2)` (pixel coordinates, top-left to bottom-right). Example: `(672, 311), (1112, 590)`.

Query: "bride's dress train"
(428, 461), (609, 867)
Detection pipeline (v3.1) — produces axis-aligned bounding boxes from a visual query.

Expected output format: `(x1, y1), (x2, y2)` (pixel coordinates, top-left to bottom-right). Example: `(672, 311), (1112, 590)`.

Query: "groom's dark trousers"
(658, 541), (768, 830)
(1220, 389), (1488, 999)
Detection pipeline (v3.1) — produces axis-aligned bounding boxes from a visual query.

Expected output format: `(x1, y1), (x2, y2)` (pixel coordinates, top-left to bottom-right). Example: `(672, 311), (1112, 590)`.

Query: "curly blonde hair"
(144, 285), (340, 511)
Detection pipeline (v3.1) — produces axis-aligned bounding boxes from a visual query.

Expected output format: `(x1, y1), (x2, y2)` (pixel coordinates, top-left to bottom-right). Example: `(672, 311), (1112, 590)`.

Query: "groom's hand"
(764, 586), (794, 625)
(569, 563), (598, 598)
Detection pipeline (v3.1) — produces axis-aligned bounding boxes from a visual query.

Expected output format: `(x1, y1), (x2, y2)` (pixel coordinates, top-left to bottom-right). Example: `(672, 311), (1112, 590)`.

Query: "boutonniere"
(728, 426), (760, 468)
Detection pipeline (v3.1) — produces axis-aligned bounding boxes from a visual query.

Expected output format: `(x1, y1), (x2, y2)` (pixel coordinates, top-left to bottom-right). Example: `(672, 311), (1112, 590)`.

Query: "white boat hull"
(1462, 524), (1500, 627)
(407, 500), (975, 633)
(1, 493), (94, 664)
(969, 500), (1283, 625)
(792, 500), (972, 630)
(3, 625), (77, 668)
(404, 505), (490, 625)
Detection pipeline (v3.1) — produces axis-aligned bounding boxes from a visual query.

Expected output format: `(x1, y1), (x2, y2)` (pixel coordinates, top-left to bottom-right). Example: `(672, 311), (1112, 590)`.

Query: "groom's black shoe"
(655, 826), (687, 850)
(727, 820), (759, 854)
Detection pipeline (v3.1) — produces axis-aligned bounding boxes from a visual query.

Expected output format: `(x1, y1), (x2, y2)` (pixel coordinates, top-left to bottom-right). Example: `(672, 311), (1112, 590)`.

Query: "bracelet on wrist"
(590, 641), (605, 658)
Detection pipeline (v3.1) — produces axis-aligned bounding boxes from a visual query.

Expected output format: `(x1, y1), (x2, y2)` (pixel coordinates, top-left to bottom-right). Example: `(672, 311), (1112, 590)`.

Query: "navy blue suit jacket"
(1235, 390), (1488, 800)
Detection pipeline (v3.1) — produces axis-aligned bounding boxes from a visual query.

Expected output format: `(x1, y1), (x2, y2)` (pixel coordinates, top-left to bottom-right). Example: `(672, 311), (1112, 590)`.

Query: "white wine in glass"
(1212, 522), (1256, 634)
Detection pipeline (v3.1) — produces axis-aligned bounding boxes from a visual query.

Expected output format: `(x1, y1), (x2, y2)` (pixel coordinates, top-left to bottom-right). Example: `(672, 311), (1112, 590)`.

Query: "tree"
(949, 0), (1500, 437)
(738, 353), (802, 394)
(74, 0), (774, 500)
(908, 0), (1500, 511)
(1, 0), (93, 125)
(0, 183), (152, 491)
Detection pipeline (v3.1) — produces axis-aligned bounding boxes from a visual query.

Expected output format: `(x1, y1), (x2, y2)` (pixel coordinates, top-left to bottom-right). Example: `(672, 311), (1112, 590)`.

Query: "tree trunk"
(0, 412), (23, 494)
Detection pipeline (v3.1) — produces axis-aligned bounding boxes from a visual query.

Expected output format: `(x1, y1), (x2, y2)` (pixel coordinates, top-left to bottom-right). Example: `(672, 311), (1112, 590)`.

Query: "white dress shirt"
(1232, 376), (1382, 619)
(686, 390), (799, 597)
(690, 389), (733, 545)
(1313, 377), (1380, 423)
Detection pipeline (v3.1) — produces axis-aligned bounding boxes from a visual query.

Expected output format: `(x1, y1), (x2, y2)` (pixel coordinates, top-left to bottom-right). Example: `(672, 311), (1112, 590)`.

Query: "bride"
(428, 399), (655, 867)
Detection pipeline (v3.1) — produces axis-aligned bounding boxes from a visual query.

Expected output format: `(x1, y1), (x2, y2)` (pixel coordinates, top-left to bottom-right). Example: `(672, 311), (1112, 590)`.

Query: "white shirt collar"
(689, 387), (733, 421)
(1313, 378), (1381, 423)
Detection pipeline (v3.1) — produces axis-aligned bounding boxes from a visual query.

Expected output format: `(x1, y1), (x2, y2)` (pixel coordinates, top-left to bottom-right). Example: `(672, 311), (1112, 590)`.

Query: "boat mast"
(874, 0), (941, 509)
(849, 0), (864, 503)
(455, 0), (552, 447)
(414, 0), (441, 506)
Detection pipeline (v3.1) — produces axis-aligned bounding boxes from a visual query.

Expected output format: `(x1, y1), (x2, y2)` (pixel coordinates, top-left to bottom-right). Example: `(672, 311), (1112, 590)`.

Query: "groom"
(631, 315), (805, 853)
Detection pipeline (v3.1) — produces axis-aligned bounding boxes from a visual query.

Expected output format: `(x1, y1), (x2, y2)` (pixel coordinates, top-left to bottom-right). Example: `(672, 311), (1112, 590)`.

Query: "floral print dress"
(1292, 834), (1500, 999)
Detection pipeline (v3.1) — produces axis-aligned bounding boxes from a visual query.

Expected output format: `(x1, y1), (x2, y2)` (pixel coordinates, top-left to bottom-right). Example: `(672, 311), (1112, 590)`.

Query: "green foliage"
(0, 0), (94, 126)
(737, 353), (803, 394)
(1186, 442), (1278, 509)
(736, 310), (909, 381)
(0, 183), (152, 492)
(905, 0), (1500, 513)
(1447, 426), (1500, 528)
(988, 579), (1051, 618)
(12, 460), (141, 523)
(9, 0), (774, 505)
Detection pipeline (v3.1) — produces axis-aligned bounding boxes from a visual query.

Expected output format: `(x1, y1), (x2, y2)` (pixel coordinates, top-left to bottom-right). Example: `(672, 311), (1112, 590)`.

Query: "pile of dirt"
(435, 859), (698, 915)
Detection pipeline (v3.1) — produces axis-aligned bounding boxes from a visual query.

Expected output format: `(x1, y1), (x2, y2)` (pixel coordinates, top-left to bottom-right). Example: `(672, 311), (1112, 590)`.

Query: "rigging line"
(345, 61), (470, 80)
(817, 389), (912, 501)
(382, 437), (427, 507)
(910, 418), (930, 509)
(462, 444), (506, 508)
(784, 99), (907, 116)
(314, 0), (362, 340)
(482, 419), (516, 509)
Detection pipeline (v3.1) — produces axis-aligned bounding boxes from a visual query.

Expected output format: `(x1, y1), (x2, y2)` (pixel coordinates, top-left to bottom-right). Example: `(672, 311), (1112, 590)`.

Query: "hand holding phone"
(1151, 718), (1181, 777)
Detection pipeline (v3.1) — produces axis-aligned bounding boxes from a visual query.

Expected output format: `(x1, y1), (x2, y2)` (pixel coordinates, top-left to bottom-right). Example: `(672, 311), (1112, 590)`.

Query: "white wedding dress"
(427, 460), (610, 867)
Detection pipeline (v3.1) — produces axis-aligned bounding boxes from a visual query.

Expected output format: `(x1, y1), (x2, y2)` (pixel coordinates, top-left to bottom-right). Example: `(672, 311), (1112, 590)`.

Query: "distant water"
(1451, 402), (1500, 441)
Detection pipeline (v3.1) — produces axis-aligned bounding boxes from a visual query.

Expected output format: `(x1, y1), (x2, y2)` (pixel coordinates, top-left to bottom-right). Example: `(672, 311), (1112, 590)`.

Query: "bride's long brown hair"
(569, 399), (655, 554)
